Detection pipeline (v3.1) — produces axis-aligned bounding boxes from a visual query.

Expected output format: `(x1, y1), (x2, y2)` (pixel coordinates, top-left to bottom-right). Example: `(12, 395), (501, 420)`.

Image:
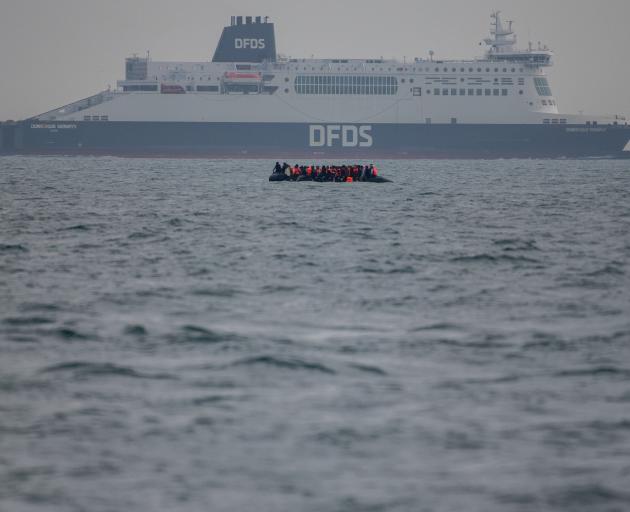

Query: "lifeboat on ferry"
(223, 72), (263, 83)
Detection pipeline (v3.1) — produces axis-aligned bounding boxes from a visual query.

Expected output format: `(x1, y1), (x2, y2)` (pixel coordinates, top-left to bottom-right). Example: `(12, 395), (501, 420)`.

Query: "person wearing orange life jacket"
(371, 164), (379, 177)
(306, 166), (312, 177)
(292, 164), (300, 180)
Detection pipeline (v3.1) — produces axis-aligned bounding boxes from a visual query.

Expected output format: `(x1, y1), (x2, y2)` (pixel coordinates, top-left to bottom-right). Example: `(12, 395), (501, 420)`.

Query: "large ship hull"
(2, 121), (629, 158)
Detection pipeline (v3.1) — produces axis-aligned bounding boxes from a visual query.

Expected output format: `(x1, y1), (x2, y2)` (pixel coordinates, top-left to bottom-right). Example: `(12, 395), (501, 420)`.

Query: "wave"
(348, 363), (387, 376)
(53, 328), (91, 341)
(169, 325), (243, 344)
(553, 366), (630, 378)
(123, 324), (148, 336)
(231, 355), (335, 374)
(3, 316), (54, 326)
(585, 264), (625, 277)
(450, 253), (541, 264)
(60, 224), (91, 231)
(190, 287), (241, 298)
(493, 238), (540, 251)
(39, 361), (175, 380)
(0, 244), (28, 253)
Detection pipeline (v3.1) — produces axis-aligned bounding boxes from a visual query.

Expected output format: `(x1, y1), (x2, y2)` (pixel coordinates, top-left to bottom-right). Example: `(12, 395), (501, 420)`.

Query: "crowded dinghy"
(269, 163), (391, 183)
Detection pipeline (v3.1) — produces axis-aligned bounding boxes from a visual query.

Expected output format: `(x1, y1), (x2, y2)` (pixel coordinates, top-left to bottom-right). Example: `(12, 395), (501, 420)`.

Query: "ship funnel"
(212, 16), (277, 63)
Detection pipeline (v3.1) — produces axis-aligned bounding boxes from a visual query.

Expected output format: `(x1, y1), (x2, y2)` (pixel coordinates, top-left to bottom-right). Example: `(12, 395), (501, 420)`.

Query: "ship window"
(434, 88), (440, 95)
(412, 87), (422, 96)
(451, 118), (457, 124)
(477, 89), (482, 96)
(485, 89), (491, 96)
(502, 89), (508, 96)
(486, 68), (490, 72)
(511, 68), (515, 72)
(443, 88), (449, 95)
(477, 68), (482, 72)
(100, 116), (108, 121)
(543, 119), (550, 124)
(493, 89), (500, 96)
(468, 88), (474, 96)
(459, 89), (465, 96)
(426, 118), (432, 124)
(84, 115), (90, 121)
(451, 88), (457, 96)
(534, 77), (552, 96)
(469, 68), (473, 72)
(197, 85), (219, 92)
(519, 90), (524, 95)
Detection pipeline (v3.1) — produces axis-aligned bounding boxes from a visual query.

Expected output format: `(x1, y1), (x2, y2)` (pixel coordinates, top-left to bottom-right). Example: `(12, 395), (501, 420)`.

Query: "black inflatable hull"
(269, 174), (289, 181)
(269, 174), (391, 183)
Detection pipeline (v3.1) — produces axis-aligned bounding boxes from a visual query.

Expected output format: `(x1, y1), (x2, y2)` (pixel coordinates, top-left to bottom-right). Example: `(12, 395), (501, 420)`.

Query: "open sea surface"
(1, 156), (630, 512)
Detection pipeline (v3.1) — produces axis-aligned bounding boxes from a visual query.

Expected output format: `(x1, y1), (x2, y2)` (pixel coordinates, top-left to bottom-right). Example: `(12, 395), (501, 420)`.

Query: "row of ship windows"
(84, 116), (109, 121)
(285, 65), (527, 74)
(429, 88), (510, 96)
(294, 76), (399, 95)
(543, 119), (567, 124)
(124, 85), (220, 92)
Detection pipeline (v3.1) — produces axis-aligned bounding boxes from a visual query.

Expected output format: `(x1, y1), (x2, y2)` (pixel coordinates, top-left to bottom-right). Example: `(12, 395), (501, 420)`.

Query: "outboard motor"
(212, 16), (277, 63)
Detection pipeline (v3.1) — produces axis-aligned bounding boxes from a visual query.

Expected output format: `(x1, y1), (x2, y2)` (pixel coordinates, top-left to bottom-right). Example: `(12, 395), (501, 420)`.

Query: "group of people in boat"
(272, 162), (381, 182)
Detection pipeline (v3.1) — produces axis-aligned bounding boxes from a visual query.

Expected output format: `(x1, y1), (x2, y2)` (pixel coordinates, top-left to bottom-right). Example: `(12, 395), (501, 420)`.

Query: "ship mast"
(483, 11), (553, 66)
(484, 11), (517, 55)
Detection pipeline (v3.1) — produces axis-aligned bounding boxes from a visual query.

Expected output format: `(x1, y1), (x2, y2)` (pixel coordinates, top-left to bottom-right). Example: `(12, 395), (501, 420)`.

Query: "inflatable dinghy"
(269, 173), (391, 183)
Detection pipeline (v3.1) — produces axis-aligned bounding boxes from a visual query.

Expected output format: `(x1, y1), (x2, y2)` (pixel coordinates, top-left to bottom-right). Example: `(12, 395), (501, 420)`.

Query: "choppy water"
(1, 156), (630, 512)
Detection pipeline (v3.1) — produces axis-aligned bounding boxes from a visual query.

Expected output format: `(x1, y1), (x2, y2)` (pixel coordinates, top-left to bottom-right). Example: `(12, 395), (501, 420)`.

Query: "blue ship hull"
(2, 121), (629, 158)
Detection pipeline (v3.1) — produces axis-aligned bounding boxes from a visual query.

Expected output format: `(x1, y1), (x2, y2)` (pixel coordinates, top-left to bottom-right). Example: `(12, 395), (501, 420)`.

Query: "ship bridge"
(484, 11), (553, 67)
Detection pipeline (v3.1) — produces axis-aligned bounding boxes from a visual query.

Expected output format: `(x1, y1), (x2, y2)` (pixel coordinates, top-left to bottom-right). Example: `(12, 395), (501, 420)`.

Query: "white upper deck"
(36, 13), (626, 126)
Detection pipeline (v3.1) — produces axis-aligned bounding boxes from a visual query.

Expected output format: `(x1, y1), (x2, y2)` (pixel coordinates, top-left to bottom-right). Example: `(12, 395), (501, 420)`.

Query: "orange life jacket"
(373, 167), (379, 176)
(345, 176), (353, 182)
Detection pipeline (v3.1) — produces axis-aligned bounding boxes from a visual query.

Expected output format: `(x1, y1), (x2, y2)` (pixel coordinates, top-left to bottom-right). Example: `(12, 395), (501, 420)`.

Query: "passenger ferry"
(1, 12), (629, 158)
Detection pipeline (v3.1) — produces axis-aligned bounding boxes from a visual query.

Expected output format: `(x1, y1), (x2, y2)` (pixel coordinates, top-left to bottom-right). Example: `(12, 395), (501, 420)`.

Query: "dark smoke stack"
(212, 16), (277, 63)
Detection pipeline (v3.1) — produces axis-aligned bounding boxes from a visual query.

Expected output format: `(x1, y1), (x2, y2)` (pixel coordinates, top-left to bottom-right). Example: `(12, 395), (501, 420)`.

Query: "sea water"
(1, 157), (630, 511)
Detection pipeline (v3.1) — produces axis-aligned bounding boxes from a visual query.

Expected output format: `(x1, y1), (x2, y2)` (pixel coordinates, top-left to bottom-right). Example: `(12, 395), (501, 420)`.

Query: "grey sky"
(1, 0), (629, 120)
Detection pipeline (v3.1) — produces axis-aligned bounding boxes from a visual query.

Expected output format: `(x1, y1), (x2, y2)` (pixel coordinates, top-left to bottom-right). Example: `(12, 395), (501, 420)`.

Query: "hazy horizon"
(1, 0), (629, 121)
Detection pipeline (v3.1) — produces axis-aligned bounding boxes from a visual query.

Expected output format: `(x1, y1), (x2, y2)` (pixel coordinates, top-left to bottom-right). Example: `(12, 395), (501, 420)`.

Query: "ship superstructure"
(2, 12), (628, 158)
